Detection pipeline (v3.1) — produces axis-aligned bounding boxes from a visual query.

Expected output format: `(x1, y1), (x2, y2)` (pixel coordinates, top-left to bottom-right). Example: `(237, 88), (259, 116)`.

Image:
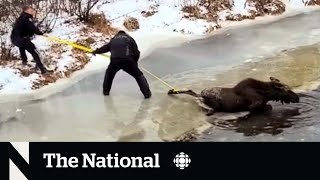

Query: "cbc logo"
(173, 152), (191, 169)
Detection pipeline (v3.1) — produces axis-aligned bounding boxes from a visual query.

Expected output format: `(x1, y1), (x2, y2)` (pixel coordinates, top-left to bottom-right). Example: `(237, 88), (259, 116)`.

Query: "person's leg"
(103, 64), (120, 95)
(18, 47), (28, 65)
(136, 75), (151, 98)
(24, 40), (47, 74)
(122, 61), (151, 98)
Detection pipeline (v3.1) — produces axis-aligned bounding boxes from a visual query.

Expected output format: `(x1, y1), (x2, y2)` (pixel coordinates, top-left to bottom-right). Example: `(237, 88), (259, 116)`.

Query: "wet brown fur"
(168, 77), (300, 115)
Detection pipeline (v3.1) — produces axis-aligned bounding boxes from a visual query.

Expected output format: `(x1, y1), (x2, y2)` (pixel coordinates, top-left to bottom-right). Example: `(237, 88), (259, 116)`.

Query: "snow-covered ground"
(0, 68), (39, 93)
(0, 0), (319, 94)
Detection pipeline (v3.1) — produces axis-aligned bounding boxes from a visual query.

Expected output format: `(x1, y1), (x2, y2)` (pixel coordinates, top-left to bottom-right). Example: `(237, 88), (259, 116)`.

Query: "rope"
(45, 35), (179, 92)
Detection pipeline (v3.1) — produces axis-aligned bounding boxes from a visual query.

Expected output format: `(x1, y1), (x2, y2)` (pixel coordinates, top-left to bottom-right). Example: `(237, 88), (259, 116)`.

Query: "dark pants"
(15, 38), (46, 72)
(103, 58), (151, 97)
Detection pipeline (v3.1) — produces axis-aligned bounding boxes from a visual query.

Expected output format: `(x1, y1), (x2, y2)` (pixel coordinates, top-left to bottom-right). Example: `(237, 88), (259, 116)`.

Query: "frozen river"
(1, 10), (320, 141)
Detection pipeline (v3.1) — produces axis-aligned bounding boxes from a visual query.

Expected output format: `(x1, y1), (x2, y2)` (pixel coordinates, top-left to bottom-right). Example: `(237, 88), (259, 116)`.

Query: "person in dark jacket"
(11, 6), (48, 74)
(92, 30), (152, 99)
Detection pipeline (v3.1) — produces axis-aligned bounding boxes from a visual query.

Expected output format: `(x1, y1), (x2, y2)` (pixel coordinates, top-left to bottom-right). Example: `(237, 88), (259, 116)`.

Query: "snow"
(232, 0), (251, 15)
(0, 68), (39, 93)
(97, 0), (215, 35)
(288, 0), (308, 7)
(33, 17), (84, 51)
(0, 0), (319, 94)
(56, 52), (76, 71)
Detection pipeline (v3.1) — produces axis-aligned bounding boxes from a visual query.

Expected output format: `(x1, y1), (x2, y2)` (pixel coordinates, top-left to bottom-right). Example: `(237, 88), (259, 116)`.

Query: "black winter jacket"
(11, 12), (43, 46)
(93, 31), (140, 61)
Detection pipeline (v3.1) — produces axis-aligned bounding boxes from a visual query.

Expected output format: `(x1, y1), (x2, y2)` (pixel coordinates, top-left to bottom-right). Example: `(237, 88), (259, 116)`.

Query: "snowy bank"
(0, 0), (319, 98)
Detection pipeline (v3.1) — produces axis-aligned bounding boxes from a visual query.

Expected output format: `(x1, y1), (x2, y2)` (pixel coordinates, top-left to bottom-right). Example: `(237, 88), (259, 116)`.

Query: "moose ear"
(270, 77), (280, 82)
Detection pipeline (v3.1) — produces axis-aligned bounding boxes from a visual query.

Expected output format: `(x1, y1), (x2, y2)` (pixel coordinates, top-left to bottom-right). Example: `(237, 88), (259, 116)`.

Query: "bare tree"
(61, 0), (100, 22)
(1, 0), (60, 32)
(34, 0), (60, 33)
(59, 0), (79, 16)
(0, 24), (17, 61)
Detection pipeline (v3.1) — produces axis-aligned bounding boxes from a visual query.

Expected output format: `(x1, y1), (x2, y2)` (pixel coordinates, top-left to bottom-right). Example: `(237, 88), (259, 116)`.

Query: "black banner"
(1, 142), (319, 180)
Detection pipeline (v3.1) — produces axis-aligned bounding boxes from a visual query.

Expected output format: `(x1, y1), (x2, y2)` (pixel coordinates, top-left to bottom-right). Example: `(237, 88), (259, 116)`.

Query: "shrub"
(87, 13), (118, 35)
(123, 17), (140, 31)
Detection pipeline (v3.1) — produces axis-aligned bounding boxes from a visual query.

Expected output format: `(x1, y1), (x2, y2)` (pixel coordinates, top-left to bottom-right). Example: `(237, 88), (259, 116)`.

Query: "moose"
(168, 77), (300, 116)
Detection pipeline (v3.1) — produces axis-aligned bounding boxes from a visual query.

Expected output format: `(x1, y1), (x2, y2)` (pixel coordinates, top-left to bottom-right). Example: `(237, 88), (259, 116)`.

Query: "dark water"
(194, 91), (320, 141)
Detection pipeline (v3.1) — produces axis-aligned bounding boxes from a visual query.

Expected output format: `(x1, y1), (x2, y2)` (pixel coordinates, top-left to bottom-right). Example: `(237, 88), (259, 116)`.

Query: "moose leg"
(258, 104), (272, 112)
(235, 88), (268, 113)
(249, 101), (271, 113)
(168, 89), (199, 97)
(206, 109), (215, 116)
(254, 105), (272, 113)
(265, 104), (273, 111)
(196, 98), (215, 116)
(247, 94), (269, 113)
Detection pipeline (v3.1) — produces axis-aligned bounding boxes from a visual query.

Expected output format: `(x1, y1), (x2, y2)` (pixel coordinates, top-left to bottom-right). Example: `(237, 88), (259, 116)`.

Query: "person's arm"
(26, 19), (43, 35)
(92, 42), (111, 55)
(129, 37), (140, 61)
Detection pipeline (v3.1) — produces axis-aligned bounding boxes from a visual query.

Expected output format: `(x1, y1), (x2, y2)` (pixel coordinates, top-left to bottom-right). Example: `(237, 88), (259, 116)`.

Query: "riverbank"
(0, 0), (319, 100)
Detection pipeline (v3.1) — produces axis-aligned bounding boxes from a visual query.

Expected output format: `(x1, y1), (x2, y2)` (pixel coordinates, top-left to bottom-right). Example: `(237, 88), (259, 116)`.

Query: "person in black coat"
(11, 6), (48, 74)
(92, 30), (152, 99)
